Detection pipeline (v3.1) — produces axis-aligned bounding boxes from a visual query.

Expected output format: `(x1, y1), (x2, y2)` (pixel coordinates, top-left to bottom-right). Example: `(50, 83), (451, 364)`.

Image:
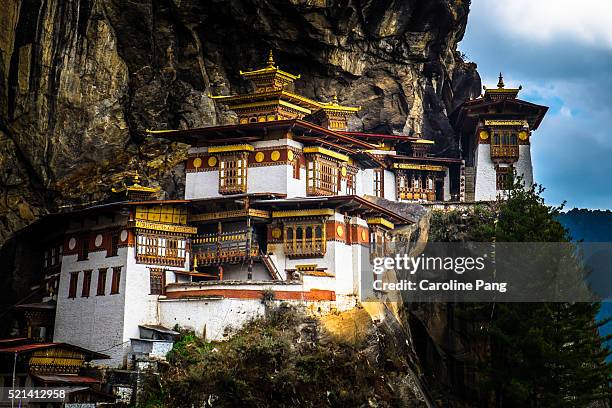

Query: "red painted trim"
(165, 288), (336, 301)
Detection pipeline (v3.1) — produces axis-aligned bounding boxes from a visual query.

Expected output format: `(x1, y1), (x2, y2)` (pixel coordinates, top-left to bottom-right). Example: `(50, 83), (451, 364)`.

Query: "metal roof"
(0, 342), (110, 360)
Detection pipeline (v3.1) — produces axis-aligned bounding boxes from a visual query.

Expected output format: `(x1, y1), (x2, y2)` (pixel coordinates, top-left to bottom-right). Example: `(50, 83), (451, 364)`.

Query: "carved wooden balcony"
(491, 145), (519, 160)
(284, 238), (326, 258)
(192, 230), (259, 265)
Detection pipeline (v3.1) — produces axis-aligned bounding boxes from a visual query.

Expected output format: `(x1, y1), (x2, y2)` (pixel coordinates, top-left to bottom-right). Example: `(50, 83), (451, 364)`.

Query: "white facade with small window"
(53, 216), (191, 367)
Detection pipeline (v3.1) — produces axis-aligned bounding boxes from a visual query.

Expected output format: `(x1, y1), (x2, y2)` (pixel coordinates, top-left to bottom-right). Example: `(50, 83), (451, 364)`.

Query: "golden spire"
(497, 72), (505, 89)
(267, 49), (275, 67)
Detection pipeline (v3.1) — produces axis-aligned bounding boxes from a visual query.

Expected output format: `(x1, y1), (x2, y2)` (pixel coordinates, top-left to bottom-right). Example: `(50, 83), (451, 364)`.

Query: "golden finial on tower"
(497, 72), (505, 89)
(332, 94), (339, 105)
(267, 49), (275, 67)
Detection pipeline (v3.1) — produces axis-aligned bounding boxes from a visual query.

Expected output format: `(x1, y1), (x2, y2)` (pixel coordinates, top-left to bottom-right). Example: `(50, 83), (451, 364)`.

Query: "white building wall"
(360, 169), (375, 196)
(122, 247), (190, 361)
(54, 248), (129, 367)
(159, 298), (265, 340)
(474, 143), (534, 201)
(185, 171), (220, 200)
(383, 170), (396, 201)
(515, 145), (533, 187)
(474, 144), (497, 201)
(444, 168), (451, 201)
(287, 166), (307, 197)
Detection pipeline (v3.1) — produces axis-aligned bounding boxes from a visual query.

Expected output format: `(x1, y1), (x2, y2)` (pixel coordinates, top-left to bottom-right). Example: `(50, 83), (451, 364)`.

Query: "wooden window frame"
(136, 233), (187, 267)
(110, 267), (121, 295)
(96, 268), (107, 296)
(496, 167), (513, 191)
(219, 152), (248, 194)
(78, 237), (89, 261)
(81, 270), (92, 298)
(292, 157), (301, 180)
(396, 170), (437, 201)
(108, 232), (119, 257)
(149, 268), (165, 295)
(68, 272), (79, 299)
(346, 170), (356, 195)
(491, 129), (519, 159)
(306, 154), (340, 196)
(373, 168), (384, 198)
(283, 221), (326, 258)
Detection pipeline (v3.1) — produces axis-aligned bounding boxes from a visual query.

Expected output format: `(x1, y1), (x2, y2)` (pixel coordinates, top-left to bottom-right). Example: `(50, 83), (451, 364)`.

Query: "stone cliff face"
(0, 0), (480, 243)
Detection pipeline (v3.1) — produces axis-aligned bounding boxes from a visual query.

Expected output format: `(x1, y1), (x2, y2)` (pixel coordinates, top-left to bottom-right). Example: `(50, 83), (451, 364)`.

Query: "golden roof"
(483, 72), (521, 99)
(112, 175), (160, 196)
(239, 50), (300, 90)
(316, 95), (360, 113)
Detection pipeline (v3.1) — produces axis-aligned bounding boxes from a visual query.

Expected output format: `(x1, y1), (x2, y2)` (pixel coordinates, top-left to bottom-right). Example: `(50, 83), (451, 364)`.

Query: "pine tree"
(482, 180), (612, 407)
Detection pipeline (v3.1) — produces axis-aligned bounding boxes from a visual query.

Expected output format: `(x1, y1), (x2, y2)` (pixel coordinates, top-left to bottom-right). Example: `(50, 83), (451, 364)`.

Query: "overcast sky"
(460, 0), (612, 209)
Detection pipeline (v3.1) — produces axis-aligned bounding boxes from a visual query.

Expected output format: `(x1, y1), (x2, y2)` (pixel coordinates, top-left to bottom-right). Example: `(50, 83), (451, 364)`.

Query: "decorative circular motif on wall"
(518, 131), (528, 141)
(94, 234), (103, 247)
(270, 150), (281, 161)
(361, 230), (367, 241)
(271, 227), (282, 239)
(68, 237), (76, 250)
(193, 157), (202, 169)
(120, 229), (128, 242)
(479, 130), (489, 140)
(287, 150), (294, 161)
(208, 156), (217, 167)
(255, 152), (265, 163)
(336, 225), (344, 237)
(341, 166), (347, 177)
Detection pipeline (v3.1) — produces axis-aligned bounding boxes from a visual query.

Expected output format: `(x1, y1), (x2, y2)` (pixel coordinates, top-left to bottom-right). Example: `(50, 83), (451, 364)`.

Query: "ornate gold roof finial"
(332, 94), (339, 105)
(267, 49), (275, 67)
(497, 72), (505, 89)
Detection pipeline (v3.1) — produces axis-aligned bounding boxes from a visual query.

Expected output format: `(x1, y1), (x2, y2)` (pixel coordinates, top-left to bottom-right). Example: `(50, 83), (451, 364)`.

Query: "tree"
(483, 180), (611, 407)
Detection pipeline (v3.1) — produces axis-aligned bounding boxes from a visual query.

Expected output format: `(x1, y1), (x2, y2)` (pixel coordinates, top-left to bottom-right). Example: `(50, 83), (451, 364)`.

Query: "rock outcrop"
(0, 0), (480, 244)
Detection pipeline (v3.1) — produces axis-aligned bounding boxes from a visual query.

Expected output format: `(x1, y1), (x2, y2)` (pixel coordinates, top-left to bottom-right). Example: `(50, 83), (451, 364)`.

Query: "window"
(81, 270), (92, 297)
(496, 167), (512, 190)
(396, 171), (437, 201)
(68, 272), (78, 298)
(97, 268), (107, 296)
(306, 155), (339, 196)
(373, 169), (384, 197)
(283, 222), (326, 258)
(109, 232), (119, 257)
(78, 237), (89, 261)
(219, 153), (248, 194)
(292, 157), (301, 179)
(149, 268), (165, 295)
(44, 244), (62, 268)
(491, 129), (519, 159)
(346, 171), (356, 195)
(136, 234), (187, 267)
(110, 267), (121, 294)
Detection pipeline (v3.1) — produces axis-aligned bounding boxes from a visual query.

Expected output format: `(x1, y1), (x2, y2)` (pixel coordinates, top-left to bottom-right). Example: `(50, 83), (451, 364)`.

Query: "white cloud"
(472, 0), (612, 48)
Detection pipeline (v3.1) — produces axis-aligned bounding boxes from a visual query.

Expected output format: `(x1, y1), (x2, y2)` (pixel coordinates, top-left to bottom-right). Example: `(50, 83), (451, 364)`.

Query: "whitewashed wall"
(383, 170), (396, 201)
(474, 143), (534, 201)
(474, 144), (497, 201)
(54, 248), (128, 367)
(515, 145), (533, 187)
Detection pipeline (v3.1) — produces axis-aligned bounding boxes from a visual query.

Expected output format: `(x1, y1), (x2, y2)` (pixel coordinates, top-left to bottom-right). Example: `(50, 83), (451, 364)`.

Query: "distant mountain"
(558, 208), (612, 359)
(558, 208), (612, 242)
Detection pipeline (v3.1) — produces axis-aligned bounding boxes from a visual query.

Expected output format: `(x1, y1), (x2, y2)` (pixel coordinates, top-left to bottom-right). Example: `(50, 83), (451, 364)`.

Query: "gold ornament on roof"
(497, 72), (505, 89)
